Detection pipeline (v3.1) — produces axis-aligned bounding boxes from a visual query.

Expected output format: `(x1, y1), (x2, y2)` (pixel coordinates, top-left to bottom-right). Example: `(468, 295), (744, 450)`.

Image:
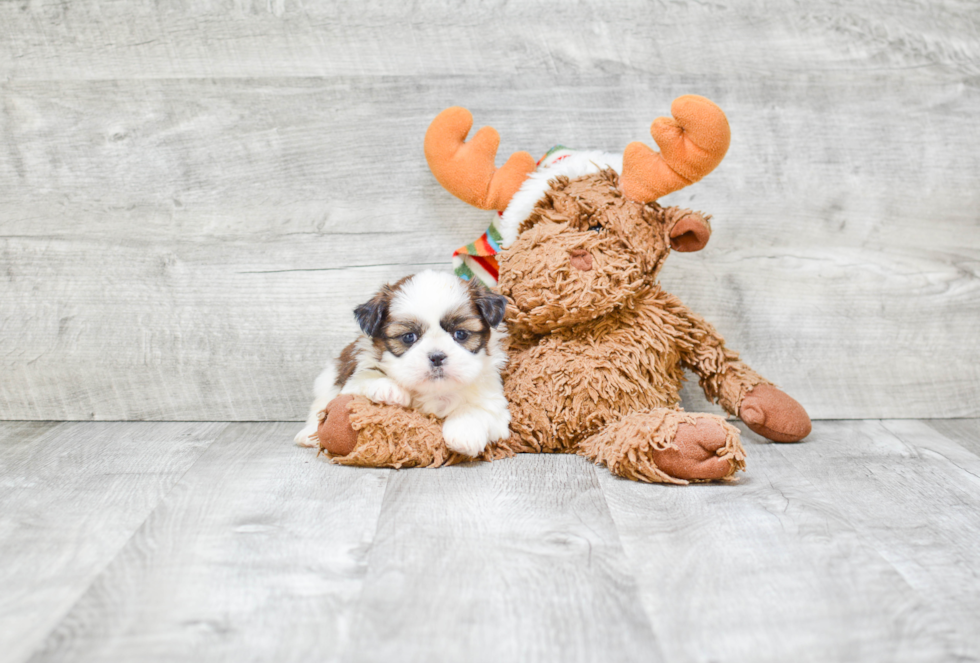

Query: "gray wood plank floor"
(3, 420), (980, 663)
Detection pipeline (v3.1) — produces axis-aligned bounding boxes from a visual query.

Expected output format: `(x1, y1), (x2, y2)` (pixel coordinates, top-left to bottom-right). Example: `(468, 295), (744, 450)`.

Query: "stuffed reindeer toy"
(316, 95), (811, 483)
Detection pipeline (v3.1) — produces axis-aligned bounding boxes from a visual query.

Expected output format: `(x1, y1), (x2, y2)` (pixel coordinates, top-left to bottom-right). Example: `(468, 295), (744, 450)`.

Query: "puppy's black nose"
(428, 351), (447, 367)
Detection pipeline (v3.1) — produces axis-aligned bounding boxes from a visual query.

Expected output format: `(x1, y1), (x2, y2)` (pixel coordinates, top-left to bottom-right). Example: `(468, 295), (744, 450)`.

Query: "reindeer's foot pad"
(739, 384), (812, 443)
(317, 395), (358, 456)
(650, 417), (745, 482)
(579, 409), (746, 485)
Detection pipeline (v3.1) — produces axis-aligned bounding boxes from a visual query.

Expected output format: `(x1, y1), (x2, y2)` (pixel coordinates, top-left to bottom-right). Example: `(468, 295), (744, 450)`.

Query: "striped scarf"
(452, 214), (505, 286)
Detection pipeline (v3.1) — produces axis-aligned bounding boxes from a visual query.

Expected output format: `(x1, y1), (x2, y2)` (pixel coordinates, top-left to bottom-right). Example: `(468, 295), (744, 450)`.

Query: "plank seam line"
(881, 419), (980, 478)
(332, 465), (393, 663)
(237, 261), (445, 274)
(19, 421), (233, 662)
(587, 458), (668, 658)
(766, 419), (959, 627)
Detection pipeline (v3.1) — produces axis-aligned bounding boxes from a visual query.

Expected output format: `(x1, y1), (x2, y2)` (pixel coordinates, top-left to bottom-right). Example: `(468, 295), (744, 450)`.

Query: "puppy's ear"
(354, 287), (390, 338)
(470, 282), (508, 328)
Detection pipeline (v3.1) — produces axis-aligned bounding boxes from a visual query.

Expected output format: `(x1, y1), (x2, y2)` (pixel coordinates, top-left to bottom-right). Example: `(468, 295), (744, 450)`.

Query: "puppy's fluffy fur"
(295, 270), (511, 456)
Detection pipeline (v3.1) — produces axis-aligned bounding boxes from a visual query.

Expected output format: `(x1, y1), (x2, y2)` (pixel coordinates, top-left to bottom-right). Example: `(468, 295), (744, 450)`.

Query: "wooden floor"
(2, 419), (980, 663)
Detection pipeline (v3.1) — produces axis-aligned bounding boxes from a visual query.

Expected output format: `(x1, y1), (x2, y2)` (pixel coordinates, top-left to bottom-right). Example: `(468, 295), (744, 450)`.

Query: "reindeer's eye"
(400, 332), (418, 345)
(588, 224), (603, 232)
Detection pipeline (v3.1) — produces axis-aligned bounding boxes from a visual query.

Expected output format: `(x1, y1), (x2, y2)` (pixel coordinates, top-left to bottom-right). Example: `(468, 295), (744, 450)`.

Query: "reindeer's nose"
(569, 249), (593, 272)
(428, 351), (447, 367)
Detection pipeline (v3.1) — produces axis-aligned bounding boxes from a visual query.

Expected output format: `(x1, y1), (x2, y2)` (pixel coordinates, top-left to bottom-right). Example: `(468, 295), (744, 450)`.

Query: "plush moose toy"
(317, 95), (811, 483)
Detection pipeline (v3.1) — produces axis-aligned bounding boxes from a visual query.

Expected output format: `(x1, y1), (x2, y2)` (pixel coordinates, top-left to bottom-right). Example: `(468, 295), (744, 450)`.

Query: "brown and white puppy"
(294, 270), (510, 456)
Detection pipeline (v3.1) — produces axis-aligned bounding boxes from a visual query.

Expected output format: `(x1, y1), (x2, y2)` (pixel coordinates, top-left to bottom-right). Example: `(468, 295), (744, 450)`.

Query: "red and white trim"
(496, 149), (622, 248)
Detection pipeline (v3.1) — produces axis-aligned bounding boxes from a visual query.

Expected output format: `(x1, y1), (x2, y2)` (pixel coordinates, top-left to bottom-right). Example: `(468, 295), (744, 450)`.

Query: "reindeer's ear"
(669, 213), (712, 252)
(354, 288), (390, 337)
(469, 281), (508, 328)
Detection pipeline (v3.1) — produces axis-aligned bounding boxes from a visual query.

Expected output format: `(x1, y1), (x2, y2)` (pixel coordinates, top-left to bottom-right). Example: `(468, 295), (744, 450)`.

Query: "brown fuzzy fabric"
(316, 168), (810, 483)
(326, 396), (516, 469)
(577, 410), (745, 484)
(499, 171), (767, 457)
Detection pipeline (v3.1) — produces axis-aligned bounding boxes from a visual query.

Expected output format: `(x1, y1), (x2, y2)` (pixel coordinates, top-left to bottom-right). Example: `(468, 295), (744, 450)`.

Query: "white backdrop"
(1, 0), (978, 420)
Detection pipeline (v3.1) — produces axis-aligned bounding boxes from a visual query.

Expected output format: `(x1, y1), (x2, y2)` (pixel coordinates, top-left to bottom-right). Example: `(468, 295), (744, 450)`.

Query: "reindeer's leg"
(577, 408), (745, 484)
(317, 395), (515, 469)
(695, 355), (811, 443)
(665, 292), (812, 443)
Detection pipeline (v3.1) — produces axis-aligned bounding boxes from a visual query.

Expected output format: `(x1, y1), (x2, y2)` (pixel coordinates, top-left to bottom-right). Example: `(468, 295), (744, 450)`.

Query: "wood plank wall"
(1, 0), (978, 421)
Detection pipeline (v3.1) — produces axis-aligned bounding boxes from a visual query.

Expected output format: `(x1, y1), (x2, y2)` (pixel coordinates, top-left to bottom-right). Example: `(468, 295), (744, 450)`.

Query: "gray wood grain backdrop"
(1, 0), (978, 421)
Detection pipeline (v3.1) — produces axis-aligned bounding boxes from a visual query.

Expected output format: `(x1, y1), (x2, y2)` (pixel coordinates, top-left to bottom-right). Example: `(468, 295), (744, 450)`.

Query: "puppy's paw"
(485, 410), (511, 443)
(293, 424), (319, 448)
(366, 379), (413, 408)
(442, 415), (491, 457)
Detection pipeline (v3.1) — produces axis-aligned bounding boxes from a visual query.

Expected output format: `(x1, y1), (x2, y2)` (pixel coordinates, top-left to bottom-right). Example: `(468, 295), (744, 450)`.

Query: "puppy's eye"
(400, 332), (418, 345)
(453, 330), (470, 342)
(588, 224), (603, 232)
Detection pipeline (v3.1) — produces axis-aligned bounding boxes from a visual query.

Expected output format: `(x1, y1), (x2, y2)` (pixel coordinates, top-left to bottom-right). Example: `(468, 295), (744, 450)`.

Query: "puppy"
(294, 270), (511, 456)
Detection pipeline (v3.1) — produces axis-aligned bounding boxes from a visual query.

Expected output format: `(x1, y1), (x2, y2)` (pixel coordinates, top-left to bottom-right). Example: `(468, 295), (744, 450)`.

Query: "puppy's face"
(354, 271), (507, 394)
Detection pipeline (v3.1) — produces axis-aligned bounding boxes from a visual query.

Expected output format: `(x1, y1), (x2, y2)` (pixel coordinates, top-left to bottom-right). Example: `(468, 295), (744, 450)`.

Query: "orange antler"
(424, 107), (536, 211)
(619, 95), (731, 203)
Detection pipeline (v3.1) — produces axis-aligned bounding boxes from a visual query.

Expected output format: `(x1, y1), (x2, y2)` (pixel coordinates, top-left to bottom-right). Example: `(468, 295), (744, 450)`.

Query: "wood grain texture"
(26, 422), (390, 663)
(343, 454), (661, 663)
(925, 418), (980, 456)
(0, 421), (225, 663)
(1, 0), (979, 420)
(1, 0), (977, 81)
(5, 419), (980, 661)
(599, 423), (962, 663)
(769, 420), (980, 660)
(0, 420), (59, 447)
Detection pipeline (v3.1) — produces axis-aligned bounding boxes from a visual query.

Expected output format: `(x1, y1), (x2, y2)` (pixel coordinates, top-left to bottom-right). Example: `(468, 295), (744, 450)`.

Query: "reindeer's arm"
(663, 292), (812, 442)
(667, 296), (767, 415)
